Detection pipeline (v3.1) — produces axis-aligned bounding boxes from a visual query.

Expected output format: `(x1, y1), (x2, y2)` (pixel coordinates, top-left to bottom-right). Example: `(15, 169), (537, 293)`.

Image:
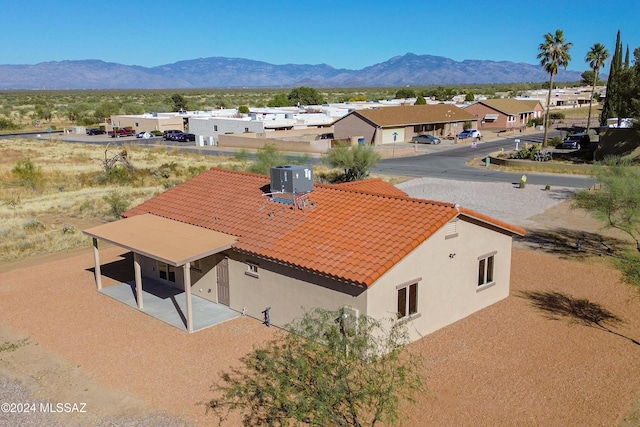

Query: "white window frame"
(477, 251), (496, 289)
(396, 278), (421, 321)
(245, 262), (259, 278)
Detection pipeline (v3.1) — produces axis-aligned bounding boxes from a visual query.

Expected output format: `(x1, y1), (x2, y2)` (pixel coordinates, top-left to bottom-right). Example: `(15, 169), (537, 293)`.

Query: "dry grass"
(0, 138), (244, 262)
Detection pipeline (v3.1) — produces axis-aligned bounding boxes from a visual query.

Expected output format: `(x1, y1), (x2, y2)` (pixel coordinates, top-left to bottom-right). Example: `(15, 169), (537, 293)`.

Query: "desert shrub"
(23, 218), (45, 231)
(549, 112), (565, 120)
(527, 117), (543, 127)
(12, 158), (44, 189)
(509, 144), (541, 160)
(0, 117), (21, 130)
(106, 165), (132, 184)
(187, 165), (207, 177)
(551, 136), (564, 147)
(62, 223), (75, 234)
(248, 143), (286, 175)
(238, 105), (250, 114)
(612, 250), (640, 288)
(103, 190), (130, 218)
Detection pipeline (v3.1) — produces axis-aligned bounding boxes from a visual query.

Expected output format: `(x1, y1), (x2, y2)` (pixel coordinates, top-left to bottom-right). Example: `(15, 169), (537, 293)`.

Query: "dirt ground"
(0, 200), (639, 426)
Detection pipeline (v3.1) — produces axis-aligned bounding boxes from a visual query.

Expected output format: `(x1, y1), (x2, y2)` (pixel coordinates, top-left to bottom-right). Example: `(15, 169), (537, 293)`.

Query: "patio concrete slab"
(100, 279), (239, 332)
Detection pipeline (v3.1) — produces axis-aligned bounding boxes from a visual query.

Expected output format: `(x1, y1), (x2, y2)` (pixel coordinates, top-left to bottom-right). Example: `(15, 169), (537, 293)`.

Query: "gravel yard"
(1, 177), (639, 426)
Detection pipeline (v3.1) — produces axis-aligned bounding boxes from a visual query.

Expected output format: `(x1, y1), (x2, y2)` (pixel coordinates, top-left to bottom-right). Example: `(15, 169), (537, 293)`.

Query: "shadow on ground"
(515, 227), (629, 259)
(87, 252), (133, 283)
(518, 290), (640, 346)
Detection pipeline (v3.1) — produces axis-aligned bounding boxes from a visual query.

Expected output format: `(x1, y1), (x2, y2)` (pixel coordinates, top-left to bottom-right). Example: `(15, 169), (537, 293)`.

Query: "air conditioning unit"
(270, 166), (313, 204)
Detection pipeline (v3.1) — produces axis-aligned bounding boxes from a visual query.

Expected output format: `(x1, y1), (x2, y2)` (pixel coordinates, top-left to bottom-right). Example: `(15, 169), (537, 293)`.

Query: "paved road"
(373, 130), (597, 189)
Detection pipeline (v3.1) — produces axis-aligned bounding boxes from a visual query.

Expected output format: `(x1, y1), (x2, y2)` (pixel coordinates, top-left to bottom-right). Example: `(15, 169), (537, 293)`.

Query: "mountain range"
(0, 53), (583, 90)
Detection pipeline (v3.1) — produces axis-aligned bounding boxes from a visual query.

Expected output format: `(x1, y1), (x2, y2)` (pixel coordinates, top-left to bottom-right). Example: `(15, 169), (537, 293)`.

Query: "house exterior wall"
(365, 217), (513, 341)
(136, 217), (514, 341)
(189, 117), (266, 140)
(381, 127), (405, 144)
(109, 115), (184, 133)
(224, 252), (368, 327)
(333, 114), (376, 144)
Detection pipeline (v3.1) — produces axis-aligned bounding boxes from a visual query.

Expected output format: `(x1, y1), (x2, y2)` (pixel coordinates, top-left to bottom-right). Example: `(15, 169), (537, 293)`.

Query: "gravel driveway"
(397, 177), (576, 227)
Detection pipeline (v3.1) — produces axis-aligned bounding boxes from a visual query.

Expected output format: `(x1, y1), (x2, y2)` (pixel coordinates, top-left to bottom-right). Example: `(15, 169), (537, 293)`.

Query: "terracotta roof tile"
(124, 169), (523, 288)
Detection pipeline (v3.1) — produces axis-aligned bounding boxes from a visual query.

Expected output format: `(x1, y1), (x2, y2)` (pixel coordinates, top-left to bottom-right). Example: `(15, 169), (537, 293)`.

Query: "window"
(245, 262), (259, 278)
(397, 282), (418, 319)
(158, 261), (176, 283)
(214, 125), (218, 131)
(478, 253), (495, 287)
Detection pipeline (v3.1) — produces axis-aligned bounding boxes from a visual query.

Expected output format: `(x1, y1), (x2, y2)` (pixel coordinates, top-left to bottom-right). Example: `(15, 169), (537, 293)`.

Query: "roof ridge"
(319, 183), (457, 207)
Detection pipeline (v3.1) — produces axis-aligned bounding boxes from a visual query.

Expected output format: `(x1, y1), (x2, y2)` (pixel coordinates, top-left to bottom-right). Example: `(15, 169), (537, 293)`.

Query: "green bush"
(238, 105), (250, 114)
(12, 158), (44, 189)
(549, 112), (565, 120)
(527, 117), (543, 127)
(0, 117), (21, 130)
(103, 190), (130, 218)
(106, 165), (131, 184)
(509, 144), (542, 160)
(551, 136), (563, 147)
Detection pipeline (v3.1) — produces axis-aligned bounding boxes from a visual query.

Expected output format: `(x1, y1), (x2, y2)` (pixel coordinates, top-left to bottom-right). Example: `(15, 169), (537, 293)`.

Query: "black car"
(86, 128), (105, 135)
(170, 132), (196, 142)
(560, 133), (590, 149)
(163, 129), (183, 140)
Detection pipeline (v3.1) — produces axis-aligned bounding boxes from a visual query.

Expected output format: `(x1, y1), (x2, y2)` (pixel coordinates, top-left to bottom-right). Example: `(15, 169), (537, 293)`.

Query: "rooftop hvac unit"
(270, 165), (313, 204)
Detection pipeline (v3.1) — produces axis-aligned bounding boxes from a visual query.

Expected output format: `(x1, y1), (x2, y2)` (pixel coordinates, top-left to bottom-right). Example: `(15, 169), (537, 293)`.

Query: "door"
(216, 257), (230, 306)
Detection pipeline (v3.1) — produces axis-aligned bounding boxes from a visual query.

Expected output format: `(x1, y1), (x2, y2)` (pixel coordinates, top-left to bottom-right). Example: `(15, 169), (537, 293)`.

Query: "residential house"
(84, 167), (525, 341)
(332, 104), (477, 145)
(463, 99), (544, 131)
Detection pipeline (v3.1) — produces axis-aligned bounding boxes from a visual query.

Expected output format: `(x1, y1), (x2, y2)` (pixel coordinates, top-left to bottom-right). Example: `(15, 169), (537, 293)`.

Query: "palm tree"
(537, 29), (573, 147)
(585, 43), (610, 132)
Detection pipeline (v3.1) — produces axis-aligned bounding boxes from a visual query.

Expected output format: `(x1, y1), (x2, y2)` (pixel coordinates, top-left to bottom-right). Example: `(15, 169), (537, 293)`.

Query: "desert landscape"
(1, 138), (639, 426)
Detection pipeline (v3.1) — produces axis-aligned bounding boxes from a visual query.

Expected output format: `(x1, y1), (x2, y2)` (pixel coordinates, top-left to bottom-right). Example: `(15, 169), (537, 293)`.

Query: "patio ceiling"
(84, 214), (237, 266)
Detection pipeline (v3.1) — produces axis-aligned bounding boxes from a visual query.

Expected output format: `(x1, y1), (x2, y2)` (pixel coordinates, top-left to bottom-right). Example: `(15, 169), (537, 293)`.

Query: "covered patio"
(100, 277), (239, 332)
(84, 214), (238, 333)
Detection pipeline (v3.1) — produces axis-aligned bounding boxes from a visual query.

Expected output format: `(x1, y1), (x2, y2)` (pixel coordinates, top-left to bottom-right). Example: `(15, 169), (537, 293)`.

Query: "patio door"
(217, 257), (230, 306)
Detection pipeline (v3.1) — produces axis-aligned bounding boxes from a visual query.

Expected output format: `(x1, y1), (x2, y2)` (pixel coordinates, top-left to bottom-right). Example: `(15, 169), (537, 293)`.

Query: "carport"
(84, 214), (238, 332)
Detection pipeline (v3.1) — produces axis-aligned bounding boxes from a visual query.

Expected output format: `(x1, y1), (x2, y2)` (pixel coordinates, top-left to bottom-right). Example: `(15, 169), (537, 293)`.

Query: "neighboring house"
(333, 104), (477, 145)
(84, 167), (525, 341)
(109, 113), (185, 134)
(463, 99), (544, 131)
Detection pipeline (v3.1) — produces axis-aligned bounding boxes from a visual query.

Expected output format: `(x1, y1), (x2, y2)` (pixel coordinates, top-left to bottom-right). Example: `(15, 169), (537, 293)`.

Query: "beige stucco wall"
(365, 217), (514, 341)
(136, 216), (515, 341)
(218, 134), (331, 153)
(333, 114), (376, 143)
(109, 115), (184, 133)
(224, 252), (368, 327)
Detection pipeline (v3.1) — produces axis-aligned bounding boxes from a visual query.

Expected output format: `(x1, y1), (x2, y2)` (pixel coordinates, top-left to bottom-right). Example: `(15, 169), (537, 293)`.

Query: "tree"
(208, 308), (424, 427)
(414, 95), (426, 105)
(580, 70), (596, 86)
(395, 88), (416, 99)
(600, 31), (623, 126)
(323, 142), (382, 182)
(267, 92), (290, 107)
(585, 43), (610, 132)
(170, 93), (188, 112)
(287, 86), (325, 106)
(238, 105), (250, 114)
(464, 91), (475, 102)
(573, 157), (640, 252)
(537, 29), (572, 147)
(247, 143), (286, 175)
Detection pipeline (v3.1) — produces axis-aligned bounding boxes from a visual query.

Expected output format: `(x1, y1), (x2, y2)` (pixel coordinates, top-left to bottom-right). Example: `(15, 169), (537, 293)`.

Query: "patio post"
(183, 262), (193, 332)
(134, 253), (143, 309)
(92, 238), (102, 290)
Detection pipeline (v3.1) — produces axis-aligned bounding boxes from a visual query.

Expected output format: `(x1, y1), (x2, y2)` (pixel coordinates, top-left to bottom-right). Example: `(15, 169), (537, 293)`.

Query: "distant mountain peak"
(0, 54), (582, 90)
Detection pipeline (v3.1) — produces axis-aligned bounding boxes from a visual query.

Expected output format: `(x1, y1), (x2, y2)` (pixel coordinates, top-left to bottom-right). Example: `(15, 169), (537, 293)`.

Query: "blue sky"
(4, 0), (639, 72)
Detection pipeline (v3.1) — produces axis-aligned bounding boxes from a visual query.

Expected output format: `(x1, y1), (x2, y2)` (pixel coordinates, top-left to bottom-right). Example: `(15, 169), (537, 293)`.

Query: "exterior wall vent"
(269, 165), (314, 205)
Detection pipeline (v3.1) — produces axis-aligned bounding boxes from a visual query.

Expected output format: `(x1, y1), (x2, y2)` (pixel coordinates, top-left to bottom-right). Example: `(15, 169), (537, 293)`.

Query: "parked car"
(168, 132), (196, 142)
(163, 129), (183, 140)
(136, 131), (153, 139)
(560, 133), (590, 149)
(108, 128), (136, 138)
(411, 134), (441, 144)
(458, 129), (482, 139)
(86, 128), (105, 135)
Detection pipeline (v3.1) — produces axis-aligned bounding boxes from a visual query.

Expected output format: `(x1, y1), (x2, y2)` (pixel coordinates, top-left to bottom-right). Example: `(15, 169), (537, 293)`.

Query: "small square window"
(245, 262), (259, 278)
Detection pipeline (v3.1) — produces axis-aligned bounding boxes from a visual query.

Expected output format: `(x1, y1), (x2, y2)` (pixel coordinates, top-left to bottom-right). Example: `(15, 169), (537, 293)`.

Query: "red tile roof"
(124, 168), (525, 288)
(332, 178), (409, 197)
